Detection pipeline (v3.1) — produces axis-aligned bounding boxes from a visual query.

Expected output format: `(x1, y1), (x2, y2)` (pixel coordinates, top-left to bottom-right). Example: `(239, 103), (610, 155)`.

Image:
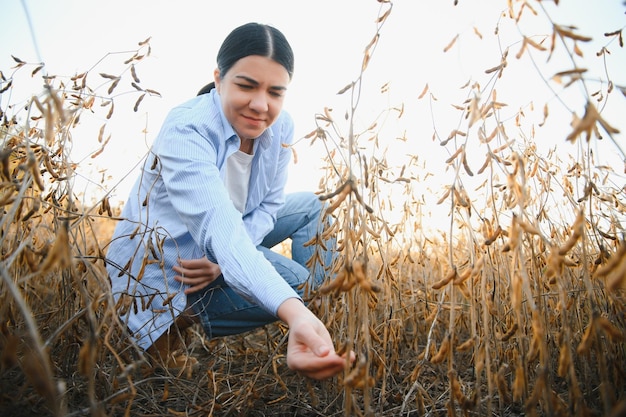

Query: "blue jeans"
(187, 191), (334, 339)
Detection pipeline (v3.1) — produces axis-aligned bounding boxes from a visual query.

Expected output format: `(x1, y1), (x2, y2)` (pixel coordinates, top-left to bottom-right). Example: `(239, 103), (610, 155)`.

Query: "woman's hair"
(198, 22), (294, 96)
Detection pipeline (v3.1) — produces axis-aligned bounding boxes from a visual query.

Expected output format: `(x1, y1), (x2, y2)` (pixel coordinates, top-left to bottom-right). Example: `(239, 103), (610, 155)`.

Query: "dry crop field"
(1, 1), (625, 416)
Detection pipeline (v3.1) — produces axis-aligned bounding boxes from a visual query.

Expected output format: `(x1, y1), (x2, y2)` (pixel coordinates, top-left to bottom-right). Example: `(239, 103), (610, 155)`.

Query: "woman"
(106, 23), (350, 380)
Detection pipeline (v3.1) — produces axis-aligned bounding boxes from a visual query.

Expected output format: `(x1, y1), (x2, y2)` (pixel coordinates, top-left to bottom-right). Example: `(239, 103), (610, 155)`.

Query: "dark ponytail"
(197, 82), (215, 96)
(198, 23), (294, 96)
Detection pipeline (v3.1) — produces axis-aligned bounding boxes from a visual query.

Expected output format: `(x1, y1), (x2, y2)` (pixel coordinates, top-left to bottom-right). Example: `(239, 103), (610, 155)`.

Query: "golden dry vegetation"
(1, 1), (625, 416)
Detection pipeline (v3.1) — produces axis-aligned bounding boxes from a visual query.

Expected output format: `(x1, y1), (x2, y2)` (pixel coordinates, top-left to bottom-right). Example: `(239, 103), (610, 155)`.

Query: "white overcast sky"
(1, 1), (624, 218)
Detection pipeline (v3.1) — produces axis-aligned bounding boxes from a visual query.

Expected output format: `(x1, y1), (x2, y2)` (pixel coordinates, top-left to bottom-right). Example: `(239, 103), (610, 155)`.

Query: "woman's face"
(214, 55), (290, 141)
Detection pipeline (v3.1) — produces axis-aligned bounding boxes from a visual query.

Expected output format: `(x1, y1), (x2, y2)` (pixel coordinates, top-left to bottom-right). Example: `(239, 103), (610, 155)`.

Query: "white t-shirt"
(224, 149), (253, 213)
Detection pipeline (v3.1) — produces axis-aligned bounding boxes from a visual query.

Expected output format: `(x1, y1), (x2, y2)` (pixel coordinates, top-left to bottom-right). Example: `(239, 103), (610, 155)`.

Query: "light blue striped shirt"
(106, 89), (299, 349)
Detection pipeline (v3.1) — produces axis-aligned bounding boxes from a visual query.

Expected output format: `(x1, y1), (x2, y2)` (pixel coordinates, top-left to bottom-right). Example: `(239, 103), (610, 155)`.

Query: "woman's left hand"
(173, 257), (221, 294)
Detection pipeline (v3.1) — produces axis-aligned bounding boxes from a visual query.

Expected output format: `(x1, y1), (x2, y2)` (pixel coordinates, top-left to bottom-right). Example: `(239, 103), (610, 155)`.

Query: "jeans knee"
(304, 191), (326, 222)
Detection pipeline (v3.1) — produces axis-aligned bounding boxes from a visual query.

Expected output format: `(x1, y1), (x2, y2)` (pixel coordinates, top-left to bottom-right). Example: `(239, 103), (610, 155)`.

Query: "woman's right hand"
(173, 257), (222, 294)
(278, 298), (354, 380)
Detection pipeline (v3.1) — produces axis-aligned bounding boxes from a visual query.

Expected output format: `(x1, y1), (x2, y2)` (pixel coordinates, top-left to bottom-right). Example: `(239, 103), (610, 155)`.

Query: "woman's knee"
(286, 191), (321, 213)
(295, 191), (327, 224)
(276, 258), (310, 290)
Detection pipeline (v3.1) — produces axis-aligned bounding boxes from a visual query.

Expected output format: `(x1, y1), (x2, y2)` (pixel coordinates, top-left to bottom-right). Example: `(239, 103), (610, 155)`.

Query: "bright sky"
(1, 1), (625, 229)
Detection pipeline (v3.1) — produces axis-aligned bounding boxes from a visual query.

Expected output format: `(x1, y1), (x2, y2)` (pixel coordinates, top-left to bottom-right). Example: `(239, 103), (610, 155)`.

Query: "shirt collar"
(211, 90), (238, 144)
